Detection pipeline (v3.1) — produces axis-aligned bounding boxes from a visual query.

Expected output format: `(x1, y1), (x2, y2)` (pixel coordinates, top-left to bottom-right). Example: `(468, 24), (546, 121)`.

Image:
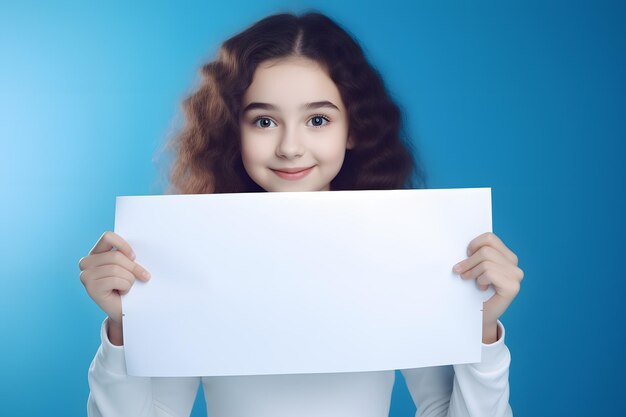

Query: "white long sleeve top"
(87, 317), (512, 417)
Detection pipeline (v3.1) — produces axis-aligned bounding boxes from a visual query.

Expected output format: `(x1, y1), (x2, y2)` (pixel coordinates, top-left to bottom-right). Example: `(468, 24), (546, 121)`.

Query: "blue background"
(2, 1), (625, 416)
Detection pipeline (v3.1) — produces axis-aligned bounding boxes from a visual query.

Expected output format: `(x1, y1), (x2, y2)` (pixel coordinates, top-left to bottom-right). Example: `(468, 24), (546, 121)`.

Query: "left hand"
(452, 232), (524, 342)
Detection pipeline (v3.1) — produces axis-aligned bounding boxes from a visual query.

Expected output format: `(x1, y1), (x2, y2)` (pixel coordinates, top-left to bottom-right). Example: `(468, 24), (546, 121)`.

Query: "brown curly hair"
(162, 11), (426, 194)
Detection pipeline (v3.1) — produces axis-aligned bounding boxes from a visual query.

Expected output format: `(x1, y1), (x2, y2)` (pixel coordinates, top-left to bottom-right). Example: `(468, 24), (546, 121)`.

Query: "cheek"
(240, 139), (260, 177)
(317, 136), (348, 163)
(240, 133), (263, 163)
(240, 146), (262, 183)
(240, 140), (253, 164)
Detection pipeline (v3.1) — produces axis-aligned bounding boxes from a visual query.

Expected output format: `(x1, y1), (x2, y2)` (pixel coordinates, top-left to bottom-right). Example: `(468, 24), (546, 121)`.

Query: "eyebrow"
(241, 100), (340, 114)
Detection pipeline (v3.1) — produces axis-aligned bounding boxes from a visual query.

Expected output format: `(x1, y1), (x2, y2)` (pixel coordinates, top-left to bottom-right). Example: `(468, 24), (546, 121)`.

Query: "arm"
(403, 232), (521, 416)
(448, 320), (512, 417)
(87, 317), (201, 417)
(401, 321), (512, 417)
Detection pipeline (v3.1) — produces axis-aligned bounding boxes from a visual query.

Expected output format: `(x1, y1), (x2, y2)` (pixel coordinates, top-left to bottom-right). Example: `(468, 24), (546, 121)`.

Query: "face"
(239, 56), (353, 192)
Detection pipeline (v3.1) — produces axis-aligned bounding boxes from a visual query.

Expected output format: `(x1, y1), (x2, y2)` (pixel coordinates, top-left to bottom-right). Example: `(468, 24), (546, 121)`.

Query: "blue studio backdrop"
(2, 1), (625, 416)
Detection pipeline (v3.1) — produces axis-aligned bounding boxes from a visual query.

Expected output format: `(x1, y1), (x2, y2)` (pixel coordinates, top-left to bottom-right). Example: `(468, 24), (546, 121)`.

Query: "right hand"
(78, 231), (151, 325)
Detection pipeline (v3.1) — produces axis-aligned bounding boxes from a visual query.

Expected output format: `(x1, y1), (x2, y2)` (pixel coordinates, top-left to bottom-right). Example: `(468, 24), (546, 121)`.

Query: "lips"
(273, 167), (313, 173)
(271, 166), (315, 180)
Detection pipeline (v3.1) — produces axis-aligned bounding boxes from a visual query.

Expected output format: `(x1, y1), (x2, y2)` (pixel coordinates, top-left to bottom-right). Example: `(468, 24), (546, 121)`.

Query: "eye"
(308, 115), (330, 128)
(253, 117), (277, 129)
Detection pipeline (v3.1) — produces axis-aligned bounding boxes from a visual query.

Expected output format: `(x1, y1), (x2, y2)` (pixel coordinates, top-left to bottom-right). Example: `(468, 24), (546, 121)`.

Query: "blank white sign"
(114, 188), (493, 377)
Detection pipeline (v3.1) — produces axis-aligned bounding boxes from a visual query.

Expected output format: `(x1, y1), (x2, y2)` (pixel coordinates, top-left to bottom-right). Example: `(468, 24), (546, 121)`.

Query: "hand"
(78, 231), (151, 325)
(452, 232), (524, 342)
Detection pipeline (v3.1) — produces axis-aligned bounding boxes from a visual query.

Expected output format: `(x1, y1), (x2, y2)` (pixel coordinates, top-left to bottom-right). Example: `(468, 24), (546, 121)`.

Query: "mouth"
(271, 166), (315, 180)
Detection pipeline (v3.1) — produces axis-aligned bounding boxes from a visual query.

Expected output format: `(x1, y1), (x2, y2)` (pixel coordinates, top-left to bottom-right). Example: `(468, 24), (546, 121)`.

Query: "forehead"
(242, 57), (344, 110)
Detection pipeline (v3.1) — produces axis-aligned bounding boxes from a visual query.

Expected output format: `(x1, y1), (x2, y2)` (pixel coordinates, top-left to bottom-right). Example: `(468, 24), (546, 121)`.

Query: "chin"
(263, 183), (328, 193)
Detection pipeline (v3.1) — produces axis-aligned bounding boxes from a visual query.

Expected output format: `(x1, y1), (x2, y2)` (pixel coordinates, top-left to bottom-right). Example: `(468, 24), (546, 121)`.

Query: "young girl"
(79, 11), (523, 417)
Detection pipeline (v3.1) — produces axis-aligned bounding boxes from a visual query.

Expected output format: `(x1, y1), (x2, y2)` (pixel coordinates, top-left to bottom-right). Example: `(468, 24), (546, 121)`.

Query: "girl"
(79, 11), (523, 417)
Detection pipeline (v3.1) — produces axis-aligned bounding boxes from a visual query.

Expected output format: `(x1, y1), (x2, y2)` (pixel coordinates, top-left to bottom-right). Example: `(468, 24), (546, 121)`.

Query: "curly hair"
(164, 11), (426, 194)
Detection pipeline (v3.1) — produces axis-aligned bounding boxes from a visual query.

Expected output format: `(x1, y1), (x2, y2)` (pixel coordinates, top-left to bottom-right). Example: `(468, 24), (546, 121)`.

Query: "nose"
(275, 126), (305, 159)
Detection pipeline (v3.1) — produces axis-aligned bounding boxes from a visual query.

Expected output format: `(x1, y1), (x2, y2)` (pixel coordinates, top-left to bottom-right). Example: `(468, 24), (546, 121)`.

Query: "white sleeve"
(87, 317), (201, 417)
(401, 320), (513, 417)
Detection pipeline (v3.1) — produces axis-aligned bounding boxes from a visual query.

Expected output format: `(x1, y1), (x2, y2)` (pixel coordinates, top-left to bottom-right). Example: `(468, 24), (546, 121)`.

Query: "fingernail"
(130, 250), (136, 260)
(142, 270), (151, 280)
(453, 264), (462, 273)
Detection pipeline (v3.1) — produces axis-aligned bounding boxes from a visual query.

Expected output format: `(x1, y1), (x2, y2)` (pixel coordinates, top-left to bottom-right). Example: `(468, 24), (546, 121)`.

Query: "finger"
(453, 245), (511, 275)
(462, 262), (520, 299)
(89, 231), (136, 261)
(79, 251), (151, 281)
(459, 260), (507, 286)
(91, 276), (133, 298)
(466, 232), (518, 265)
(80, 264), (136, 287)
(478, 270), (520, 299)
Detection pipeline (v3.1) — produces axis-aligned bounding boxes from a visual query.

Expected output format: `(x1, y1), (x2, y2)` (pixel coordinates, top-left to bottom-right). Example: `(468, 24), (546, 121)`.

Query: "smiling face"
(239, 56), (353, 192)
